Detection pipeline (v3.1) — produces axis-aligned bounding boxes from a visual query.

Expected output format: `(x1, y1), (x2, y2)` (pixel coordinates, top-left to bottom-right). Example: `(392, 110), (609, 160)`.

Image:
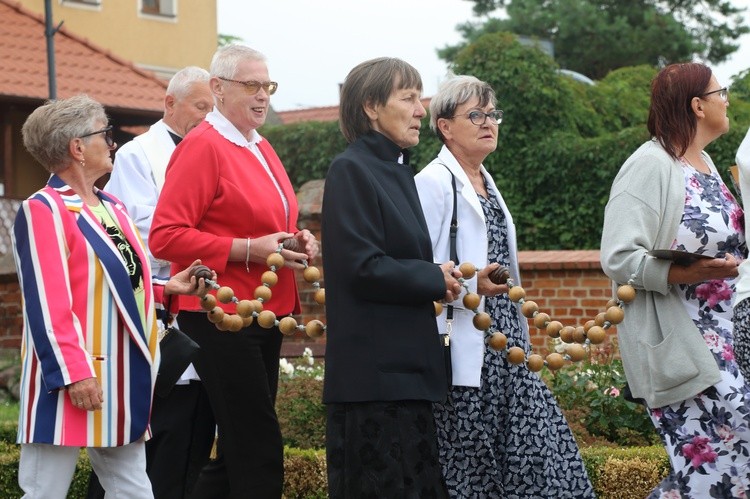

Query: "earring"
(220, 97), (224, 105)
(80, 160), (85, 168)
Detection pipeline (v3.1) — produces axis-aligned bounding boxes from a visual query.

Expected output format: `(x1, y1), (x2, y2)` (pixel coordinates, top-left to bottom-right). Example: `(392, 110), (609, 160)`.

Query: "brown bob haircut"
(338, 57), (422, 144)
(647, 62), (713, 159)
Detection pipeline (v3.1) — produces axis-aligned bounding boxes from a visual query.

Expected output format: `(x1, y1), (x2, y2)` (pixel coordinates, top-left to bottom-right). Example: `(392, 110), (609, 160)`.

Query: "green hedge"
(0, 438), (671, 498)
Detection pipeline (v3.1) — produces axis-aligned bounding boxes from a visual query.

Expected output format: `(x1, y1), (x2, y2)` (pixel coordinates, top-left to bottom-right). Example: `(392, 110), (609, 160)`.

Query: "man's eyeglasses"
(451, 110), (504, 126)
(218, 77), (278, 95)
(699, 87), (728, 102)
(79, 125), (115, 147)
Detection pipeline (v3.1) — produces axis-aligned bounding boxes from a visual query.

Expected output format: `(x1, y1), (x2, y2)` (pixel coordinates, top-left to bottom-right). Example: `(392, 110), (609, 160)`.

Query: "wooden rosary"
(190, 239), (326, 338)
(190, 241), (633, 371)
(436, 262), (634, 372)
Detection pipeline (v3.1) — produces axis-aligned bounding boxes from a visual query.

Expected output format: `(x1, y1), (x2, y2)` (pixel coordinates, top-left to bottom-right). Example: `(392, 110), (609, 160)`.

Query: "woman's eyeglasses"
(450, 110), (504, 126)
(79, 125), (115, 147)
(218, 77), (278, 95)
(699, 87), (728, 102)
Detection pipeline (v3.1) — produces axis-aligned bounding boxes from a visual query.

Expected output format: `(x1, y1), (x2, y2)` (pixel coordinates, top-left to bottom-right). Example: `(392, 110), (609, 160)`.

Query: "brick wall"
(0, 182), (618, 357)
(515, 250), (617, 353)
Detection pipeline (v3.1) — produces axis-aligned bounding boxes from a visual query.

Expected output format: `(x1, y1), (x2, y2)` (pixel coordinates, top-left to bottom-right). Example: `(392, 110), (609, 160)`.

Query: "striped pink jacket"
(12, 175), (160, 447)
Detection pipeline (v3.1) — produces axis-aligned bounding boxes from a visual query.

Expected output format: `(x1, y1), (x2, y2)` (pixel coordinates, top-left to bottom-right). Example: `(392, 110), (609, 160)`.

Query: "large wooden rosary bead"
(521, 300), (539, 318)
(257, 310), (277, 329)
(594, 312), (607, 327)
(527, 354), (544, 372)
(507, 346), (526, 365)
(434, 302), (444, 317)
(473, 312), (492, 331)
(586, 325), (607, 344)
(306, 319), (325, 338)
(546, 320), (563, 338)
(545, 353), (565, 371)
(279, 316), (298, 335)
(605, 306), (625, 324)
(216, 286), (235, 304)
(572, 326), (587, 344)
(261, 270), (279, 287)
(254, 285), (272, 302)
(226, 314), (244, 332)
(533, 312), (550, 330)
(207, 306), (225, 324)
(266, 252), (284, 269)
(235, 299), (255, 318)
(458, 262), (477, 280)
(508, 286), (526, 302)
(303, 266), (321, 283)
(200, 294), (217, 311)
(314, 288), (326, 305)
(463, 292), (481, 310)
(567, 343), (587, 362)
(560, 326), (575, 343)
(489, 265), (510, 285)
(282, 237), (303, 252)
(189, 264), (213, 283)
(617, 284), (636, 304)
(488, 332), (508, 351)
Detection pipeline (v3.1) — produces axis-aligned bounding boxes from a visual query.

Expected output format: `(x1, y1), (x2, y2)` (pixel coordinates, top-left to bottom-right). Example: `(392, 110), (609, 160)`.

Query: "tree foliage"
(269, 31), (750, 249)
(444, 0), (748, 79)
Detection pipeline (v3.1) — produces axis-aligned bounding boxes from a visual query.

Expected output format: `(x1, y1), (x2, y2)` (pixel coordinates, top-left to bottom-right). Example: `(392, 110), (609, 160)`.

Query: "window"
(141, 0), (176, 17)
(62, 0), (102, 6)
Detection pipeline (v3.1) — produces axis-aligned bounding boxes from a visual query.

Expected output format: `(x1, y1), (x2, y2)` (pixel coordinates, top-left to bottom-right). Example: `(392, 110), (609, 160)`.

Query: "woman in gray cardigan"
(601, 62), (746, 497)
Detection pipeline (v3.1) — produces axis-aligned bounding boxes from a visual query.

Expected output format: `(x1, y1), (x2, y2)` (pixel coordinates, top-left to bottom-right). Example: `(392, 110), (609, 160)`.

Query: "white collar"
(206, 107), (263, 147)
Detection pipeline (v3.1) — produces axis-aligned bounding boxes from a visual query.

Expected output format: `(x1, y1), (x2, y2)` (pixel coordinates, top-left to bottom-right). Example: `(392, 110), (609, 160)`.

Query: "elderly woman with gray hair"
(415, 74), (594, 498)
(13, 94), (210, 498)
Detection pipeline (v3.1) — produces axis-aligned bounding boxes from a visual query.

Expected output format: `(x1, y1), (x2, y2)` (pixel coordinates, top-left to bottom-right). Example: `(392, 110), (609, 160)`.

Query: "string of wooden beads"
(436, 261), (636, 372)
(191, 240), (326, 338)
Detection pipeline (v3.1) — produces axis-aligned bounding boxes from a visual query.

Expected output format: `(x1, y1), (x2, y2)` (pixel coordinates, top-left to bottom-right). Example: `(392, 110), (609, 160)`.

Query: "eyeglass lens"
(468, 110), (503, 125)
(246, 81), (277, 95)
(103, 128), (114, 147)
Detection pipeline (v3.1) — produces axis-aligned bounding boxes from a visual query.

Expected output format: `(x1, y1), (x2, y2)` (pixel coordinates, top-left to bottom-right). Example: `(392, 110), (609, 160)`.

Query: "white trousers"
(18, 440), (154, 499)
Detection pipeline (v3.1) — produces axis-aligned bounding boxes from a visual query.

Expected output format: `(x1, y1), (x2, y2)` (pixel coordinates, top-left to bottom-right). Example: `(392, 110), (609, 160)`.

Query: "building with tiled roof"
(0, 0), (182, 201)
(14, 0), (217, 79)
(0, 0), (216, 275)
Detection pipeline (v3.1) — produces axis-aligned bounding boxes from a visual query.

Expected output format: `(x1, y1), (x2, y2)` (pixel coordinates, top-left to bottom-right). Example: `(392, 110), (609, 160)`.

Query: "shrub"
(580, 446), (670, 498)
(283, 447), (327, 499)
(276, 349), (326, 450)
(545, 340), (659, 447)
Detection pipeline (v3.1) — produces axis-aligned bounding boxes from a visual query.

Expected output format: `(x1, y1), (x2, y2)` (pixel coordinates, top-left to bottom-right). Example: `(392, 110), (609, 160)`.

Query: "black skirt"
(326, 400), (448, 499)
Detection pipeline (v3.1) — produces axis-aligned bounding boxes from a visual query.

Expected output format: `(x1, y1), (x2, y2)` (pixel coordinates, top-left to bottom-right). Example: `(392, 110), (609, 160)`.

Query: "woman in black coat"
(321, 57), (462, 498)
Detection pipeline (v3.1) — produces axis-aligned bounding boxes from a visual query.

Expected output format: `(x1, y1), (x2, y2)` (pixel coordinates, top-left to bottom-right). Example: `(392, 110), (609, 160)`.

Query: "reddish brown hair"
(647, 62), (712, 159)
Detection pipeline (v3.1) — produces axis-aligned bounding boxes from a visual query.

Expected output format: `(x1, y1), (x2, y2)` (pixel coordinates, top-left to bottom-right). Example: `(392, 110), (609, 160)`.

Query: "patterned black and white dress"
(433, 184), (595, 499)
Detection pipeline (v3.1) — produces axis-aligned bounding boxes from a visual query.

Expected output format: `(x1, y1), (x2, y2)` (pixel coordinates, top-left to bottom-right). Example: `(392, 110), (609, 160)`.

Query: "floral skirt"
(648, 329), (750, 498)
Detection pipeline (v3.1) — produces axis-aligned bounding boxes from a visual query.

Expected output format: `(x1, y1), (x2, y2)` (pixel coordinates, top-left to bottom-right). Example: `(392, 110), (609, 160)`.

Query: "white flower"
(279, 358), (295, 376)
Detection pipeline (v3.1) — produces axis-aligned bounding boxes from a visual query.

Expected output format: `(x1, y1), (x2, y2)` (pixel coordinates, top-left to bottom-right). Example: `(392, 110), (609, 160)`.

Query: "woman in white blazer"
(415, 74), (593, 499)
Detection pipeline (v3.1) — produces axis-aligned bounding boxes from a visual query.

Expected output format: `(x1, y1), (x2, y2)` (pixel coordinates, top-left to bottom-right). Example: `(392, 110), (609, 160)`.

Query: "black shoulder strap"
(442, 165), (459, 263)
(442, 165), (459, 321)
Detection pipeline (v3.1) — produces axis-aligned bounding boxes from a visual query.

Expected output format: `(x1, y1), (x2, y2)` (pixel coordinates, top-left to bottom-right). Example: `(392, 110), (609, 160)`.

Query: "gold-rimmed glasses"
(218, 77), (278, 95)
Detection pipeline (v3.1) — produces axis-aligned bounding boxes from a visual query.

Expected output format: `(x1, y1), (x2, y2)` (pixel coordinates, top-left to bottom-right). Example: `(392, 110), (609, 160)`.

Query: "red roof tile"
(276, 98), (432, 125)
(0, 0), (166, 114)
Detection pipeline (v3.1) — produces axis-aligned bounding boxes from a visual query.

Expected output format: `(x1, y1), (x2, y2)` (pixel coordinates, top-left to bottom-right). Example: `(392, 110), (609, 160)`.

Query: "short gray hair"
(210, 44), (266, 79)
(166, 66), (210, 99)
(22, 94), (107, 173)
(339, 57), (422, 144)
(430, 74), (496, 143)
